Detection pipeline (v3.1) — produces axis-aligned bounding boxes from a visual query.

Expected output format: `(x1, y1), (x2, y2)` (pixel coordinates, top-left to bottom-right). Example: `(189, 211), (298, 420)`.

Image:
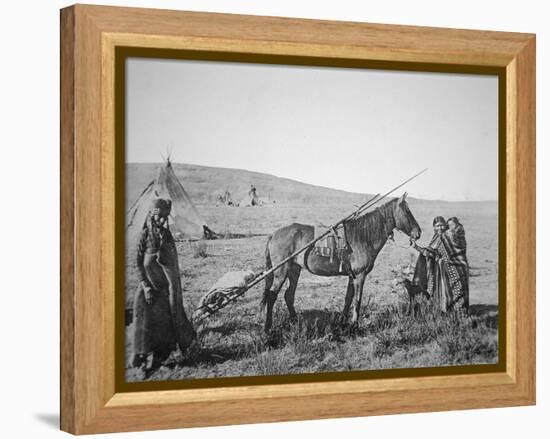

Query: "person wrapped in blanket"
(132, 198), (196, 371)
(410, 216), (469, 316)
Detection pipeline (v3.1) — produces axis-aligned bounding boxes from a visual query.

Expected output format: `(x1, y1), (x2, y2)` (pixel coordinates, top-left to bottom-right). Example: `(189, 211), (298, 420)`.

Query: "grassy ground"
(125, 198), (499, 382)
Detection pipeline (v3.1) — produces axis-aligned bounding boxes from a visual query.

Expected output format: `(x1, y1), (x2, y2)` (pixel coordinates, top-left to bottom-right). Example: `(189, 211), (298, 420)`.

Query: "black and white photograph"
(124, 57), (500, 382)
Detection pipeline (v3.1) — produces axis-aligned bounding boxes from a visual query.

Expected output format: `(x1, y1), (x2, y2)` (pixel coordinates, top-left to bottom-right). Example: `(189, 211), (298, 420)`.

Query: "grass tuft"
(192, 241), (208, 258)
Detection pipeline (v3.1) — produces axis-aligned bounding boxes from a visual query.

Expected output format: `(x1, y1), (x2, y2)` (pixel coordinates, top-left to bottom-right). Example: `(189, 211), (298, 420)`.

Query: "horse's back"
(271, 222), (314, 244)
(268, 223), (314, 265)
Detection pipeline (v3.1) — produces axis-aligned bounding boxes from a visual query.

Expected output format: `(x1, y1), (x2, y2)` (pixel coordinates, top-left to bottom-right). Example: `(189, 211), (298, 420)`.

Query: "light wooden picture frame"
(60, 4), (535, 435)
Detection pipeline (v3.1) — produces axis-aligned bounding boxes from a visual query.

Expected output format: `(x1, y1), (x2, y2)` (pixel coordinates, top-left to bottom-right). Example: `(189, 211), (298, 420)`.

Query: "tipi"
(126, 159), (212, 246)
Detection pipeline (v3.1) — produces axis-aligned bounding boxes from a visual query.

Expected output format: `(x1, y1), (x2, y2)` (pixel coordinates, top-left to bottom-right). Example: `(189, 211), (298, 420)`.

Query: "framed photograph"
(60, 4), (535, 435)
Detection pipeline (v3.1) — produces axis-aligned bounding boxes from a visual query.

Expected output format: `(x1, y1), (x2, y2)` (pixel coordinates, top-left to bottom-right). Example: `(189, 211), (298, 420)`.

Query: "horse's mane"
(344, 198), (397, 245)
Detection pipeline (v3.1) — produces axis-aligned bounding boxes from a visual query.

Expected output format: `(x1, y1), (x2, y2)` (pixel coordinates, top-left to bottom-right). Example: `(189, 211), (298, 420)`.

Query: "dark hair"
(447, 216), (461, 225)
(150, 198), (172, 218)
(432, 216), (447, 226)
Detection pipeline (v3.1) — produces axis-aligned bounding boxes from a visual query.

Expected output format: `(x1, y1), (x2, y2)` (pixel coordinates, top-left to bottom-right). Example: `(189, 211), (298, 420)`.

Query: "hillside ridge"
(126, 162), (497, 207)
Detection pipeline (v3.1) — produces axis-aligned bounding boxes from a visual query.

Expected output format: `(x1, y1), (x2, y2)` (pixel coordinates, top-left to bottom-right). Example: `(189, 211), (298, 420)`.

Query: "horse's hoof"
(348, 322), (359, 336)
(335, 314), (348, 327)
(264, 332), (280, 348)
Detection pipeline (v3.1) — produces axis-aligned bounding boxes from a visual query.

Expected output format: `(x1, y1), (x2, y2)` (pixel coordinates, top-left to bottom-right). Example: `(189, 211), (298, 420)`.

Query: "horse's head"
(393, 193), (421, 240)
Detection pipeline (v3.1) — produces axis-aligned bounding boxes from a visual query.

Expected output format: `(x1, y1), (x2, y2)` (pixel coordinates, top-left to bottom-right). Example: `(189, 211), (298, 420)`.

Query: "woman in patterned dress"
(411, 216), (469, 315)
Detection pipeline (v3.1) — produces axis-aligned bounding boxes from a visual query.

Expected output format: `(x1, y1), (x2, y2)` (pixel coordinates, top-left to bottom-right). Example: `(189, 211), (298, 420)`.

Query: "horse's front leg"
(407, 291), (413, 316)
(342, 276), (354, 321)
(350, 271), (367, 328)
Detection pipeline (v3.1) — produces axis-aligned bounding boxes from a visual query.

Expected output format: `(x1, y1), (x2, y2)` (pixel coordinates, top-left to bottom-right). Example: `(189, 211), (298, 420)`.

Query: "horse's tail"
(260, 235), (274, 310)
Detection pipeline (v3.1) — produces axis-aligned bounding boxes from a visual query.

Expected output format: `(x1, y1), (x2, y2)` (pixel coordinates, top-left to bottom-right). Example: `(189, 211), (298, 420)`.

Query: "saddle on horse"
(312, 226), (351, 274)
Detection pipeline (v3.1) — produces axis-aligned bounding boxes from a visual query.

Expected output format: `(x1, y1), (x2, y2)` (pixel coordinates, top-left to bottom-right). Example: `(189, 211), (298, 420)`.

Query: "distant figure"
(132, 198), (196, 371)
(217, 188), (234, 206)
(224, 188), (234, 205)
(411, 216), (469, 316)
(248, 184), (259, 206)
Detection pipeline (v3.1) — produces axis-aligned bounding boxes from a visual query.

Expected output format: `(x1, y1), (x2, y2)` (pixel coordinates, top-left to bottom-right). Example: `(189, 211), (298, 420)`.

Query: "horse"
(261, 193), (421, 332)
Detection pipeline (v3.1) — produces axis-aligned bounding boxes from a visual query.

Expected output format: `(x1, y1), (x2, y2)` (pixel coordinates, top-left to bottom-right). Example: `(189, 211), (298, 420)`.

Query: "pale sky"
(126, 58), (498, 201)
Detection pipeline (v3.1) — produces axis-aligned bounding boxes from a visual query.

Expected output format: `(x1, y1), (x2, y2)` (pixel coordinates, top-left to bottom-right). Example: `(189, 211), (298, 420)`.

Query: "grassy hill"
(126, 162), (496, 211)
(126, 162), (375, 207)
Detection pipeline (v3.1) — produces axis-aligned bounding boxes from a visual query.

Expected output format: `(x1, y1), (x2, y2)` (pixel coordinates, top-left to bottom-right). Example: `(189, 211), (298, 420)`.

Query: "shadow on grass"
(196, 308), (262, 337)
(264, 308), (353, 348)
(181, 343), (250, 367)
(469, 304), (499, 329)
(469, 304), (498, 315)
(135, 342), (253, 380)
(199, 320), (241, 336)
(298, 309), (343, 334)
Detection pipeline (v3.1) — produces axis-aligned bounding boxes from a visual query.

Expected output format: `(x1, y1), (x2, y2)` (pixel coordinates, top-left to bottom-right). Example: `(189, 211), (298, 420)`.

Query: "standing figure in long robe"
(411, 216), (470, 316)
(132, 198), (196, 370)
(445, 216), (470, 311)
